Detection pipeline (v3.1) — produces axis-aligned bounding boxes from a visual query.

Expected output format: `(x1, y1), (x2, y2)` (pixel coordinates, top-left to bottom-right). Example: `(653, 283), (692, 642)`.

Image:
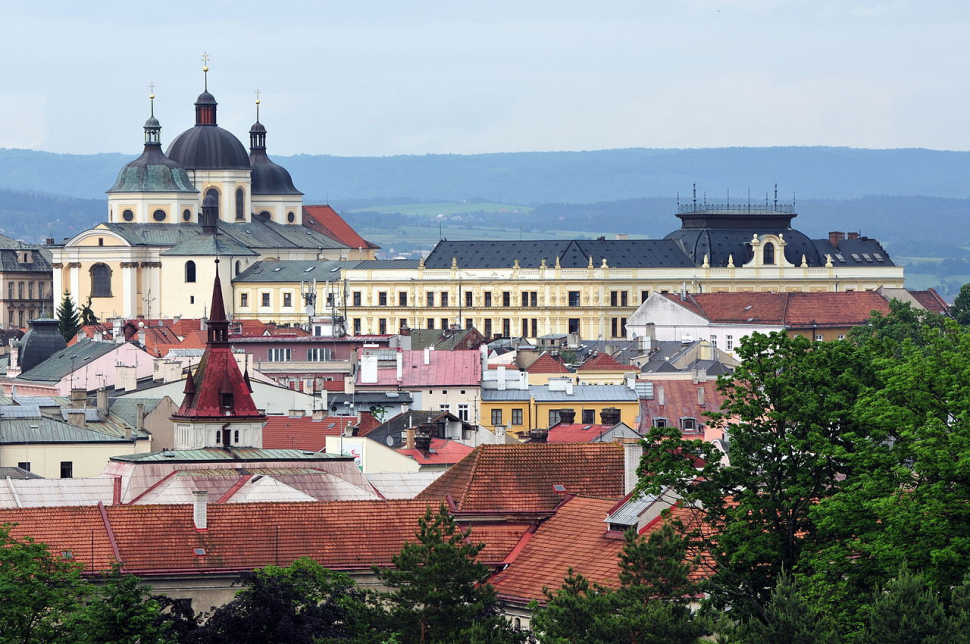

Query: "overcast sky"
(2, 0), (968, 156)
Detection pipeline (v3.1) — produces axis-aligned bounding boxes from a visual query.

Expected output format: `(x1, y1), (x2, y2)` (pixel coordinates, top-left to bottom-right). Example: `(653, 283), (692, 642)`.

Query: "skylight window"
(862, 253), (873, 262)
(835, 254), (846, 262)
(193, 547), (206, 556)
(273, 267), (283, 272)
(874, 253), (885, 262)
(304, 266), (315, 272)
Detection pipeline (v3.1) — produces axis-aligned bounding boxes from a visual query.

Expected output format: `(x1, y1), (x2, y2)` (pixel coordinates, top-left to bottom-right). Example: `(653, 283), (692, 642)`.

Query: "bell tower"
(171, 260), (265, 450)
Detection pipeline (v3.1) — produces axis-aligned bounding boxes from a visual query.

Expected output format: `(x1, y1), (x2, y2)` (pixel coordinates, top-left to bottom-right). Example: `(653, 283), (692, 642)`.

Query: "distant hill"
(3, 146), (970, 203)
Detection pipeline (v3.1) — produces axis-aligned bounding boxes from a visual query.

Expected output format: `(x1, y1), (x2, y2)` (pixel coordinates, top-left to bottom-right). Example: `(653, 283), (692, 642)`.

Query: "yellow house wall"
(575, 370), (636, 385)
(0, 440), (151, 479)
(479, 399), (533, 432)
(534, 400), (639, 430)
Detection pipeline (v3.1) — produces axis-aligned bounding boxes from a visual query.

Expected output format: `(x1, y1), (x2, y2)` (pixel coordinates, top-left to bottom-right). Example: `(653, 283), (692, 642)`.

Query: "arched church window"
(763, 242), (775, 265)
(185, 261), (196, 283)
(152, 209), (166, 222)
(235, 188), (245, 220)
(122, 209), (134, 222)
(287, 211), (295, 223)
(235, 261), (241, 276)
(182, 209), (191, 222)
(90, 264), (112, 298)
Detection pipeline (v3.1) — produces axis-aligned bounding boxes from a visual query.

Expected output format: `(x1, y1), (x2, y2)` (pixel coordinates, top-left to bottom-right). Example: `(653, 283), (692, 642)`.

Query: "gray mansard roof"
(423, 239), (695, 269)
(100, 218), (347, 251)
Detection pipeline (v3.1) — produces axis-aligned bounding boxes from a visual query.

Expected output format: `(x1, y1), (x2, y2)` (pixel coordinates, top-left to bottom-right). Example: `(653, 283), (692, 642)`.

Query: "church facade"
(50, 76), (377, 321)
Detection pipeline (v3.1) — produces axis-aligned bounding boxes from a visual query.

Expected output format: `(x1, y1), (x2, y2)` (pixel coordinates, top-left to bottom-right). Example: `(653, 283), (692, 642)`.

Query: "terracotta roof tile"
(0, 505), (117, 571)
(546, 424), (623, 443)
(909, 289), (950, 315)
(303, 205), (378, 250)
(417, 443), (625, 514)
(526, 352), (570, 374)
(322, 380), (346, 392)
(640, 379), (727, 435)
(396, 438), (474, 465)
(263, 415), (355, 452)
(577, 353), (637, 372)
(490, 496), (622, 602)
(782, 291), (890, 327)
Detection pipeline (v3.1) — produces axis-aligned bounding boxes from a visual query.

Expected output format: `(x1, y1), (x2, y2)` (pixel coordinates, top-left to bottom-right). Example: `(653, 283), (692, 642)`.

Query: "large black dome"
(166, 126), (251, 170)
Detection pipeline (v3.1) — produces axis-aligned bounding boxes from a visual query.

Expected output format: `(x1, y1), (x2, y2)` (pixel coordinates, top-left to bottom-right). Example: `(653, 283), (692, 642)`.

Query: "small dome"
(249, 121), (267, 134)
(166, 126), (251, 170)
(108, 144), (197, 194)
(250, 151), (302, 196)
(144, 115), (161, 128)
(195, 90), (217, 105)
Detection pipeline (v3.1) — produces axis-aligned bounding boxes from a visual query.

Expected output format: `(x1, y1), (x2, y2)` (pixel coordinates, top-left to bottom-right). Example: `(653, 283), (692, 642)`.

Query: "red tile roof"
(262, 415), (355, 452)
(639, 380), (727, 433)
(0, 501), (529, 575)
(782, 292), (890, 327)
(356, 350), (482, 387)
(490, 496), (622, 603)
(525, 352), (569, 374)
(908, 289), (950, 315)
(666, 292), (893, 328)
(170, 318), (203, 337)
(546, 424), (622, 443)
(322, 379), (345, 392)
(418, 443), (626, 515)
(303, 205), (378, 250)
(578, 353), (636, 372)
(396, 438), (474, 465)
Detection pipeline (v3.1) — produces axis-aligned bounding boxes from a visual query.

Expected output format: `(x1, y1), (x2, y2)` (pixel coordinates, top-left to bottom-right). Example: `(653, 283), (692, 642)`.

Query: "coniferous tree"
(367, 504), (524, 644)
(79, 296), (98, 327)
(726, 572), (843, 644)
(862, 567), (948, 644)
(56, 291), (81, 341)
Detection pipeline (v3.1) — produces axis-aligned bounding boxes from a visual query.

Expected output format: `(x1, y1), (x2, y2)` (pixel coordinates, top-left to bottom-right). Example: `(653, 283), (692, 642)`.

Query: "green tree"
(198, 557), (361, 644)
(0, 523), (88, 644)
(68, 564), (173, 644)
(951, 282), (970, 326)
(726, 572), (843, 644)
(862, 567), (948, 644)
(368, 504), (523, 644)
(637, 332), (872, 622)
(531, 525), (709, 644)
(56, 291), (81, 341)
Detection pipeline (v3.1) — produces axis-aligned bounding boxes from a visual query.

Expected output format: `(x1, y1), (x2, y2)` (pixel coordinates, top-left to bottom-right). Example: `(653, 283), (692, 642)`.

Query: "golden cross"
(255, 88), (261, 103)
(201, 52), (210, 69)
(148, 82), (155, 98)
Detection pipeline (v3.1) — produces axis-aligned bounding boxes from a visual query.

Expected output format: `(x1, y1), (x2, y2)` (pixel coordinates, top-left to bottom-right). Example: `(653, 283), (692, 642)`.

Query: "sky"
(2, 0), (968, 156)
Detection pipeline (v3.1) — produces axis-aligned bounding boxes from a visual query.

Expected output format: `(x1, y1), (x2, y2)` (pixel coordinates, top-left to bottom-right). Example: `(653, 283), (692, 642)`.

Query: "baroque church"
(51, 68), (377, 321)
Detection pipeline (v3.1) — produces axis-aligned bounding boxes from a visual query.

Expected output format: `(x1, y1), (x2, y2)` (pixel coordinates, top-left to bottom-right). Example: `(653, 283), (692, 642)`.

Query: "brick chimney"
(530, 427), (549, 443)
(847, 231), (860, 240)
(415, 424), (433, 454)
(71, 388), (86, 408)
(405, 427), (416, 450)
(600, 407), (622, 426)
(193, 490), (208, 530)
(557, 408), (576, 425)
(828, 231), (845, 248)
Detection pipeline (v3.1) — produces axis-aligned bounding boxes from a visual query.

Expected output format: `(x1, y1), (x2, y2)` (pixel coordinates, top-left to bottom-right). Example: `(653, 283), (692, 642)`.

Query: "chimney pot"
(135, 402), (145, 431)
(600, 407), (622, 426)
(828, 231), (846, 248)
(529, 427), (548, 443)
(193, 490), (208, 530)
(405, 427), (416, 450)
(557, 408), (576, 425)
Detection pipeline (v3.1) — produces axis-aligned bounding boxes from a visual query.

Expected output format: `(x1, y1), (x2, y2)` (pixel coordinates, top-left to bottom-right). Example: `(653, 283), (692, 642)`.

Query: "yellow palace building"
(232, 204), (903, 338)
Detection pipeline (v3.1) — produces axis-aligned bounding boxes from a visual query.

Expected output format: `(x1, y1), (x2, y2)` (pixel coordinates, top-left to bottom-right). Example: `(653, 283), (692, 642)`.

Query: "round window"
(287, 211), (295, 223)
(152, 210), (166, 222)
(122, 209), (134, 222)
(182, 209), (191, 221)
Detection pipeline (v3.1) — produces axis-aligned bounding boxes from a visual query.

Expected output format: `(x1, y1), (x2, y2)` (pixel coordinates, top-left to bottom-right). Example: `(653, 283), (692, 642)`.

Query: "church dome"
(108, 116), (197, 194)
(165, 89), (251, 171)
(248, 120), (302, 196)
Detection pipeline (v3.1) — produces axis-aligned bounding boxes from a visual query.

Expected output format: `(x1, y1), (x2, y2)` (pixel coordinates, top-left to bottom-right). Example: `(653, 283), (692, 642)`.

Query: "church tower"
(171, 260), (265, 450)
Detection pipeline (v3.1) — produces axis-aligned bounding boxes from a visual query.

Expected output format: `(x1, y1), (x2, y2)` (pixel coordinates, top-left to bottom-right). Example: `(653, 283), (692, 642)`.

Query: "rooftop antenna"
(676, 192), (680, 208)
(747, 188), (750, 209)
(774, 183), (778, 209)
(201, 52), (210, 91)
(793, 191), (796, 208)
(727, 188), (729, 207)
(439, 220), (442, 241)
(692, 183), (697, 208)
(148, 82), (155, 116)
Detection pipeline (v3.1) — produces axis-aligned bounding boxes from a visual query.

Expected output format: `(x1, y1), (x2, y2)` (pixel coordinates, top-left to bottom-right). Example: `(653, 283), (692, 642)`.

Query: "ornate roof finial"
(149, 82), (155, 116)
(255, 88), (261, 121)
(202, 52), (210, 90)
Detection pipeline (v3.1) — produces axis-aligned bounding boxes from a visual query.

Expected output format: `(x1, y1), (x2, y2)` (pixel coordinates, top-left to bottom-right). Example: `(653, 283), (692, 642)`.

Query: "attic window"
(552, 484), (567, 493)
(862, 253), (873, 262)
(304, 266), (315, 272)
(835, 254), (846, 262)
(193, 547), (206, 557)
(653, 417), (668, 428)
(273, 267), (283, 272)
(681, 417), (698, 432)
(60, 550), (73, 559)
(874, 253), (885, 262)
(851, 254), (862, 262)
(744, 305), (752, 311)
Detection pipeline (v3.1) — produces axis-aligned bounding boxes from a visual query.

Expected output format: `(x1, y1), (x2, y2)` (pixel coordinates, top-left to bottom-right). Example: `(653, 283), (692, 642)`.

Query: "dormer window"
(653, 417), (668, 428)
(763, 242), (775, 265)
(221, 393), (233, 409)
(681, 417), (698, 433)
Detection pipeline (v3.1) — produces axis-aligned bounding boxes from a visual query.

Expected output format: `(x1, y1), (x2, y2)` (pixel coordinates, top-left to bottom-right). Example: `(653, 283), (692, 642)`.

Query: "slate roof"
(363, 410), (452, 446)
(262, 415), (356, 452)
(0, 417), (140, 444)
(160, 234), (258, 257)
(0, 247), (52, 273)
(303, 205), (378, 249)
(17, 340), (120, 383)
(234, 259), (356, 283)
(417, 443), (626, 514)
(99, 217), (346, 251)
(529, 384), (638, 403)
(424, 239), (695, 269)
(109, 448), (347, 463)
(0, 466), (42, 480)
(106, 398), (162, 428)
(490, 496), (623, 603)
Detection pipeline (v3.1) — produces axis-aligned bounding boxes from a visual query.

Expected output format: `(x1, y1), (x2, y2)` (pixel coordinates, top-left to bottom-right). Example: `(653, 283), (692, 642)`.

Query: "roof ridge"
(781, 292), (792, 325)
